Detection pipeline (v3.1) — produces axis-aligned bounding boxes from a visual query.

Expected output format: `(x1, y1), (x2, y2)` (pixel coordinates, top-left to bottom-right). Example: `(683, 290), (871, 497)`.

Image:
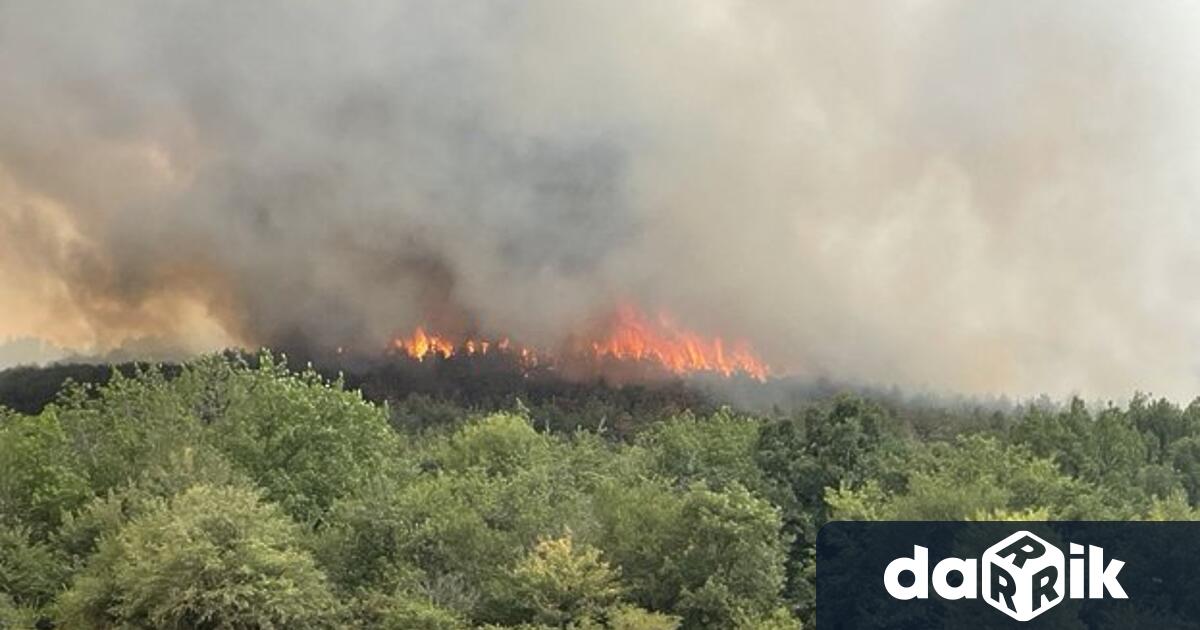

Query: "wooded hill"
(2, 353), (1199, 628)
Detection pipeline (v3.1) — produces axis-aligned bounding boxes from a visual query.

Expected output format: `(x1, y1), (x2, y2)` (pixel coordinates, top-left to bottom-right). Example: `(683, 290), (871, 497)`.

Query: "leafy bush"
(184, 354), (399, 523)
(0, 411), (90, 535)
(56, 484), (340, 629)
(508, 533), (623, 626)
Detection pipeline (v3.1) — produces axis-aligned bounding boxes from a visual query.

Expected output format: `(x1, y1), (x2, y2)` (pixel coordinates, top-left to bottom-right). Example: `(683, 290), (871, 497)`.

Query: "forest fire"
(390, 305), (769, 380)
(391, 329), (541, 367)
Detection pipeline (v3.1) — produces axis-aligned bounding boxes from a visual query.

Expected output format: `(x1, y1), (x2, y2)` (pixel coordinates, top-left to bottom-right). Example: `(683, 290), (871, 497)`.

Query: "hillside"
(2, 353), (1199, 628)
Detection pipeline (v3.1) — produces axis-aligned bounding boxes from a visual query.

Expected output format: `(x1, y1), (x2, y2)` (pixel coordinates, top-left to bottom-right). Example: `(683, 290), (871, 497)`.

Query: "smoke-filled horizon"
(2, 1), (1199, 399)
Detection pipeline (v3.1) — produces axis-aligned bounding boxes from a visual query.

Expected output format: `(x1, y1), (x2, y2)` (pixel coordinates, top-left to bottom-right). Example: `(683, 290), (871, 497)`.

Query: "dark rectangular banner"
(817, 521), (1200, 629)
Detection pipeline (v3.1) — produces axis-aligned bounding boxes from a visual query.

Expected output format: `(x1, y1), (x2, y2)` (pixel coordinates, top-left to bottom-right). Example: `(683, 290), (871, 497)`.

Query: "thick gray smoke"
(2, 1), (1200, 398)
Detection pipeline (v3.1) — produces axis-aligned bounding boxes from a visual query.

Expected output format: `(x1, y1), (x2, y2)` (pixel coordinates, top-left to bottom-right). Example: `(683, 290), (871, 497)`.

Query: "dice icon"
(982, 530), (1065, 621)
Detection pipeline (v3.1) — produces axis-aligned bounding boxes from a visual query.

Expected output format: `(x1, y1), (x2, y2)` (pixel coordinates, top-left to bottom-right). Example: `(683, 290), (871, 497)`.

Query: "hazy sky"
(2, 1), (1200, 399)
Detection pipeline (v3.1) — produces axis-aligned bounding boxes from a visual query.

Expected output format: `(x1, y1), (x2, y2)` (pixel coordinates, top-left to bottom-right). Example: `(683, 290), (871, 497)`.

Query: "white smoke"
(2, 1), (1199, 398)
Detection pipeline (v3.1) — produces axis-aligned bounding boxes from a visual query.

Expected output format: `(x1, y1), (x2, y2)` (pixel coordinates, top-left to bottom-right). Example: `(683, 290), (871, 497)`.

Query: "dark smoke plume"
(2, 1), (1199, 398)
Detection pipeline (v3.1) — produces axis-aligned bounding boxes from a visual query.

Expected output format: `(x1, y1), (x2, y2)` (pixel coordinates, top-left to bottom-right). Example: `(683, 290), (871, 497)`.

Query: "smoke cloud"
(2, 1), (1200, 398)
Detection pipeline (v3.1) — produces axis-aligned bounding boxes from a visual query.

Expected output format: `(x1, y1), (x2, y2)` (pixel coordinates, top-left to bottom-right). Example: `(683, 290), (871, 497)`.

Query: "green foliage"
(435, 413), (550, 476)
(15, 353), (396, 527)
(586, 480), (681, 610)
(56, 484), (340, 629)
(592, 481), (786, 628)
(8, 354), (1200, 628)
(604, 605), (681, 630)
(389, 393), (475, 434)
(1128, 394), (1199, 463)
(672, 486), (788, 628)
(508, 533), (623, 626)
(0, 525), (70, 610)
(1144, 490), (1200, 520)
(186, 354), (399, 523)
(54, 366), (201, 498)
(1170, 434), (1200, 503)
(828, 435), (1106, 520)
(735, 607), (804, 630)
(0, 592), (37, 629)
(1011, 399), (1149, 497)
(637, 410), (764, 491)
(755, 396), (902, 620)
(315, 473), (507, 607)
(0, 410), (90, 535)
(350, 590), (469, 630)
(55, 445), (246, 561)
(758, 396), (901, 518)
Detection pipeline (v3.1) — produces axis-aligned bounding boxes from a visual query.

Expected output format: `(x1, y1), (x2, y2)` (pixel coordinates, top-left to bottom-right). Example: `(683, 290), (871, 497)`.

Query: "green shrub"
(56, 484), (340, 629)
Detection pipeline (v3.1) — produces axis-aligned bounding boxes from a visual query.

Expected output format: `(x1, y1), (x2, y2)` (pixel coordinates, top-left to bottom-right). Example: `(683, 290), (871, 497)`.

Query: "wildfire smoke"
(3, 2), (1200, 398)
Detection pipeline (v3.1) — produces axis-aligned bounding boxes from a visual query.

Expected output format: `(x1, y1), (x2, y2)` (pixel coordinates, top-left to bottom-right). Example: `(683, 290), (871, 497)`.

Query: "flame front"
(588, 306), (768, 380)
(392, 327), (520, 361)
(390, 305), (768, 380)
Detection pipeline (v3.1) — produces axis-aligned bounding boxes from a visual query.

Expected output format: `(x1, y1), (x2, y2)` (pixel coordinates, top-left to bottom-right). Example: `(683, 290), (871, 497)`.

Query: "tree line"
(2, 353), (1200, 628)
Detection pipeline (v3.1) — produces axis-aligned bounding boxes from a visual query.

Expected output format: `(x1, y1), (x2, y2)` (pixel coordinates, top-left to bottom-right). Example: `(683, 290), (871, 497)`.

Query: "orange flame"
(390, 305), (768, 380)
(392, 327), (455, 360)
(588, 306), (768, 380)
(393, 327), (484, 360)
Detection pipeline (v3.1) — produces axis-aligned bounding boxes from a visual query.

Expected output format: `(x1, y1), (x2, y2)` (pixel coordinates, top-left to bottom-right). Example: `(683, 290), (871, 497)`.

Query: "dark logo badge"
(819, 522), (1196, 629)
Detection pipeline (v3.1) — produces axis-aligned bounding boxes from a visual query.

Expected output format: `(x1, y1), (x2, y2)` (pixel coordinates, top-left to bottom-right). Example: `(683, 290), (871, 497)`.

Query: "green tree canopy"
(56, 484), (340, 629)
